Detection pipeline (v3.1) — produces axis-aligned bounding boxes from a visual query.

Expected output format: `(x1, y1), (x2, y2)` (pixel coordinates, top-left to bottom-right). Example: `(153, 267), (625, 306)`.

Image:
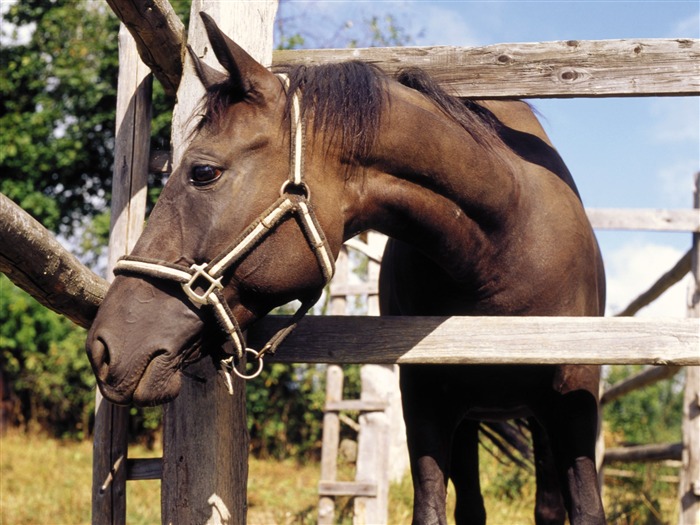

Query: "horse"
(86, 13), (606, 524)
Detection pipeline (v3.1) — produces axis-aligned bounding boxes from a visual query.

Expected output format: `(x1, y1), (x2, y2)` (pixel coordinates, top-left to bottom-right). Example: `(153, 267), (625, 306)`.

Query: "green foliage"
(603, 365), (683, 446)
(1, 0), (119, 232)
(0, 274), (95, 438)
(247, 363), (325, 458)
(602, 365), (684, 524)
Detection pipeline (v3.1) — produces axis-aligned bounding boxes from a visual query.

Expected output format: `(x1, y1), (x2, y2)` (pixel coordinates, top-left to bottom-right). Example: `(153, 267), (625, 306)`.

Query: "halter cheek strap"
(113, 76), (335, 389)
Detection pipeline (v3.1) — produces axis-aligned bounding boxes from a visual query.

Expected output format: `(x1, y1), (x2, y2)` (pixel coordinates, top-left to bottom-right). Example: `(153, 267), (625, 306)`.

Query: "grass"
(1, 430), (680, 524)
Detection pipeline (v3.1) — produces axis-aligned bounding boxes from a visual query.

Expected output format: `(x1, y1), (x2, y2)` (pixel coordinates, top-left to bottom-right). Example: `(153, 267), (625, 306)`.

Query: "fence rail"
(274, 39), (700, 98)
(253, 316), (699, 366)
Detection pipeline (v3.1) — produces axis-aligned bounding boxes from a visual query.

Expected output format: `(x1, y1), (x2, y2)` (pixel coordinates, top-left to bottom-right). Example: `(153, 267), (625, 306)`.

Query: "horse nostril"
(89, 336), (111, 381)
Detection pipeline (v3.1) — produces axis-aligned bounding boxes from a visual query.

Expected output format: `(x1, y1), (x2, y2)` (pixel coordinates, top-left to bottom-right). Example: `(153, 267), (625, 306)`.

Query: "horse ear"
(199, 11), (272, 95)
(187, 45), (227, 89)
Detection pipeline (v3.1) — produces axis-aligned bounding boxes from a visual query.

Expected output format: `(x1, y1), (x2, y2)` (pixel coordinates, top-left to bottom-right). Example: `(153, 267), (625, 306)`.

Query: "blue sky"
(278, 0), (700, 316)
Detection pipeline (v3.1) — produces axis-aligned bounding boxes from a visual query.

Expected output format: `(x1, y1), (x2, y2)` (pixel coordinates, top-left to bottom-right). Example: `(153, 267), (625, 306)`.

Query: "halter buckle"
(280, 179), (311, 200)
(182, 263), (223, 305)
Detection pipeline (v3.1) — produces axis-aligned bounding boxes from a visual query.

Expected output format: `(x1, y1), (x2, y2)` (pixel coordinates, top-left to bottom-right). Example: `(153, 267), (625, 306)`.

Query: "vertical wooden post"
(318, 365), (344, 524)
(318, 247), (350, 523)
(679, 172), (700, 525)
(161, 3), (278, 525)
(367, 232), (409, 484)
(354, 232), (392, 525)
(354, 365), (391, 525)
(92, 23), (152, 525)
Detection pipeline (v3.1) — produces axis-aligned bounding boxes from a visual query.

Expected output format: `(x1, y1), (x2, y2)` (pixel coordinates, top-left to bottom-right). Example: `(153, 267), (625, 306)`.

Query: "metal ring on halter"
(231, 348), (265, 380)
(280, 179), (311, 200)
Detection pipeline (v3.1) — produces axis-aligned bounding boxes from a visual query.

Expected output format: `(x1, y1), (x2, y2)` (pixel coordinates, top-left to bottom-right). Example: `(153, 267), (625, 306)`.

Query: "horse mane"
(201, 61), (506, 167)
(277, 61), (388, 165)
(393, 67), (505, 151)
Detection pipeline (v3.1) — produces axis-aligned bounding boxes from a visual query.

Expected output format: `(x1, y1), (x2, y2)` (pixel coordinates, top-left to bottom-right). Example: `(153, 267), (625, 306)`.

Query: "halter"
(113, 75), (335, 391)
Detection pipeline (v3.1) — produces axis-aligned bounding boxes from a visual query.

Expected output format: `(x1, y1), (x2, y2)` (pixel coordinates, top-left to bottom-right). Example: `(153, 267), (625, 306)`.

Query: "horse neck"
(344, 84), (519, 280)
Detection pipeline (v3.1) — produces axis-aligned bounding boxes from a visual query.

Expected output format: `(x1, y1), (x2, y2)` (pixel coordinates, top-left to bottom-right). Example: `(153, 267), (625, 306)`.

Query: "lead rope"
(113, 75), (334, 393)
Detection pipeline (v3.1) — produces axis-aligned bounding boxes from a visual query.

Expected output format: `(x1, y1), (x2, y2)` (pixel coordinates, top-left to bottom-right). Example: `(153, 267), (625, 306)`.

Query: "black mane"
(202, 61), (506, 167)
(277, 61), (389, 164)
(199, 61), (583, 198)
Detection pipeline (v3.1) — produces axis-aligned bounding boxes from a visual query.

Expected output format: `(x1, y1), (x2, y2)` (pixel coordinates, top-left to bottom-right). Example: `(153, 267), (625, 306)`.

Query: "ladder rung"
(126, 458), (163, 480)
(318, 481), (378, 497)
(324, 400), (388, 412)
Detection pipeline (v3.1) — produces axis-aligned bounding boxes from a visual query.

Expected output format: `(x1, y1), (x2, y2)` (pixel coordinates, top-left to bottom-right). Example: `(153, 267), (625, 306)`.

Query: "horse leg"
(449, 419), (486, 525)
(538, 373), (606, 525)
(400, 366), (455, 525)
(530, 417), (566, 525)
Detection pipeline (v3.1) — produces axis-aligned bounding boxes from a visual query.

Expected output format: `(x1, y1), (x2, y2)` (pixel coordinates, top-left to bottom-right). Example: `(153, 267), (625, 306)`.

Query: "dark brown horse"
(86, 13), (606, 524)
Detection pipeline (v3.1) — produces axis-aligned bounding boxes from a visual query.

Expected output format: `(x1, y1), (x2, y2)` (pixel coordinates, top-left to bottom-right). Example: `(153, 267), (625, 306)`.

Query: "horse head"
(86, 13), (346, 406)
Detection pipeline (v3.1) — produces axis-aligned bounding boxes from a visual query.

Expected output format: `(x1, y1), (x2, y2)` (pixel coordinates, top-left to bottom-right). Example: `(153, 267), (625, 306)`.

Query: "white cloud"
(650, 97), (700, 144)
(605, 241), (691, 318)
(657, 161), (699, 208)
(673, 11), (700, 38)
(408, 4), (479, 47)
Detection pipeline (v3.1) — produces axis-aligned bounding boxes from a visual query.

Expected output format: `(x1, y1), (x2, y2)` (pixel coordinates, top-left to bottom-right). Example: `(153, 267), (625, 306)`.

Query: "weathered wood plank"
(679, 172), (700, 523)
(604, 442), (683, 464)
(318, 481), (378, 498)
(92, 25), (152, 525)
(318, 365), (343, 525)
(253, 316), (700, 366)
(274, 39), (700, 98)
(601, 365), (682, 405)
(587, 208), (700, 232)
(161, 4), (278, 525)
(126, 458), (163, 481)
(104, 0), (185, 97)
(0, 193), (107, 329)
(325, 400), (389, 412)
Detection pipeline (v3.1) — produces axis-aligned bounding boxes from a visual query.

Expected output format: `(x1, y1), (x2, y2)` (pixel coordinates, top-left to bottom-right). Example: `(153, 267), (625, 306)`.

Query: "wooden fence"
(87, 2), (700, 524)
(100, 0), (700, 523)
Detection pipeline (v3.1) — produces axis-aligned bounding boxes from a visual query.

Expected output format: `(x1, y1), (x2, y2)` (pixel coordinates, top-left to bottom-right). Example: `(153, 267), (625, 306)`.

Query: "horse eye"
(190, 165), (223, 186)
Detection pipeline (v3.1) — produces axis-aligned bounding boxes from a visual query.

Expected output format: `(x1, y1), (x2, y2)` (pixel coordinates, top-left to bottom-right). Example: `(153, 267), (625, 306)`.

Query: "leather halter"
(113, 75), (335, 388)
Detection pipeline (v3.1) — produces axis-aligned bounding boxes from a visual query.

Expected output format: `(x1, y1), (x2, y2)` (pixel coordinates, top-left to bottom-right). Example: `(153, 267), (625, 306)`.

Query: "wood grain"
(252, 316), (700, 366)
(274, 39), (700, 98)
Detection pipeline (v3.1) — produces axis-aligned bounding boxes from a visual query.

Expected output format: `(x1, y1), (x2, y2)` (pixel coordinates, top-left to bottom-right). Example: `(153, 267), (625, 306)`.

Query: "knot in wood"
(555, 67), (590, 84)
(496, 54), (512, 64)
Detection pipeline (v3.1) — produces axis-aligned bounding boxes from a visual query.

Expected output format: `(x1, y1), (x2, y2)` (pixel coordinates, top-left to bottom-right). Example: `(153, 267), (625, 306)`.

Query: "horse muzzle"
(85, 275), (206, 406)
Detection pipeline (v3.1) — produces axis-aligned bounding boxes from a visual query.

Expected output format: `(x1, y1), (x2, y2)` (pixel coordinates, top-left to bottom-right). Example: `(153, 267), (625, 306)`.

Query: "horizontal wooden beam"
(604, 442), (683, 464)
(587, 208), (700, 232)
(274, 38), (700, 98)
(126, 458), (163, 481)
(0, 193), (107, 329)
(318, 481), (378, 497)
(105, 0), (186, 97)
(325, 400), (388, 412)
(601, 365), (682, 405)
(251, 316), (700, 366)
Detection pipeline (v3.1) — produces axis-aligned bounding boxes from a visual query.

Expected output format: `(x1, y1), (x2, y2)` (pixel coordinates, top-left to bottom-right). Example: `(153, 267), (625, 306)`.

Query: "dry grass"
(1, 430), (680, 524)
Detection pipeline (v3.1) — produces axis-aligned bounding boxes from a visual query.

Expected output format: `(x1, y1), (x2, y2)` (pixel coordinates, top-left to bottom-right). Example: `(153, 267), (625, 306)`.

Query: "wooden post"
(367, 232), (408, 484)
(318, 365), (344, 524)
(679, 172), (700, 525)
(354, 365), (391, 525)
(161, 3), (278, 524)
(92, 23), (152, 525)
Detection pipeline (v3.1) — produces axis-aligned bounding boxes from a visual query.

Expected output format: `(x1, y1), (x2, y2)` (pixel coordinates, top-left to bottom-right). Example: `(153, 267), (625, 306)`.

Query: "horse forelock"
(278, 61), (388, 171)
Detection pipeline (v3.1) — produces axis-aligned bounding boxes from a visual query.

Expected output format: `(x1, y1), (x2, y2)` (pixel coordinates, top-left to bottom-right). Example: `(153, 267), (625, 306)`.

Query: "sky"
(277, 0), (700, 317)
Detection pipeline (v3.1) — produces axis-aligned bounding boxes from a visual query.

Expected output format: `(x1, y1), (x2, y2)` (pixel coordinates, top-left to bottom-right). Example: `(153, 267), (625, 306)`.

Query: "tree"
(1, 0), (119, 233)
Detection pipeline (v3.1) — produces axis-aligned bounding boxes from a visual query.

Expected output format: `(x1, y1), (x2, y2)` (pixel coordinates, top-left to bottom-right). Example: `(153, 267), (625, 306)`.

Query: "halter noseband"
(113, 75), (335, 390)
